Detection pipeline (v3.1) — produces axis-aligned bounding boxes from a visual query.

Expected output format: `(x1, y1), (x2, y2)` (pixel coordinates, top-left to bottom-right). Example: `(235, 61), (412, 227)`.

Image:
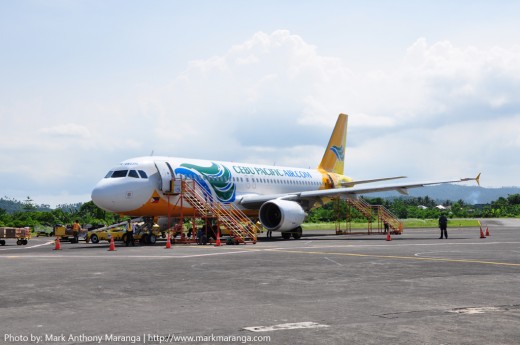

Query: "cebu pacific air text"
(232, 165), (312, 178)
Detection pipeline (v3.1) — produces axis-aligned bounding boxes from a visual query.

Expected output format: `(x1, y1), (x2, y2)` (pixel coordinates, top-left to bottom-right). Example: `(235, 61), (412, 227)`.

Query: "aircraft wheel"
(292, 227), (302, 240)
(90, 234), (99, 244)
(281, 232), (291, 240)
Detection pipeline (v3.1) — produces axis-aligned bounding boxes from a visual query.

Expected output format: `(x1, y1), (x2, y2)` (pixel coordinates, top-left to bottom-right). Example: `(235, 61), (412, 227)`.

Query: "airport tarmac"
(1, 219), (519, 345)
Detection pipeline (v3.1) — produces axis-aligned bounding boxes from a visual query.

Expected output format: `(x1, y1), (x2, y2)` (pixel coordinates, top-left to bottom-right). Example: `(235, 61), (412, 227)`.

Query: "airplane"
(91, 113), (480, 240)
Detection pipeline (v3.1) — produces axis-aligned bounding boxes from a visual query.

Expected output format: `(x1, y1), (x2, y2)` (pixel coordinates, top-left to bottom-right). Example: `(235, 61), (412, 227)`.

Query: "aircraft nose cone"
(91, 180), (116, 211)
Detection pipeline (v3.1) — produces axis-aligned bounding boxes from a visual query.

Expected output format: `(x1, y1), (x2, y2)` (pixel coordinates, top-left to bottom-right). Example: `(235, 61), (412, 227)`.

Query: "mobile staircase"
(179, 179), (257, 244)
(336, 197), (403, 235)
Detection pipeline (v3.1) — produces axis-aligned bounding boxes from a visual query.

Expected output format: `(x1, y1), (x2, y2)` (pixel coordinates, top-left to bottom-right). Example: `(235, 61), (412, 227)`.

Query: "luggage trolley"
(0, 227), (31, 246)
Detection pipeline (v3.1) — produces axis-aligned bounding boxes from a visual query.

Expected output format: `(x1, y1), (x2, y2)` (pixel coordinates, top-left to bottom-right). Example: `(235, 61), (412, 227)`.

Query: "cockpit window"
(111, 170), (128, 178)
(104, 171), (113, 178)
(128, 170), (139, 178)
(138, 170), (148, 179)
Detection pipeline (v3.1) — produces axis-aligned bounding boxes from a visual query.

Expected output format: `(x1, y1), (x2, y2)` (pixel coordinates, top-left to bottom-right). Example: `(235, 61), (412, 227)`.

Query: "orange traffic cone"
(53, 238), (61, 250)
(108, 237), (116, 251)
(479, 227), (486, 239)
(165, 233), (171, 249)
(215, 230), (221, 247)
(485, 227), (490, 236)
(386, 232), (392, 241)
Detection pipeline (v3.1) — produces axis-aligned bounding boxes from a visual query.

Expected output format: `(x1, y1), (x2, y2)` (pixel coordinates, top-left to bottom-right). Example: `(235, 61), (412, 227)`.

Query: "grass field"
(302, 218), (480, 230)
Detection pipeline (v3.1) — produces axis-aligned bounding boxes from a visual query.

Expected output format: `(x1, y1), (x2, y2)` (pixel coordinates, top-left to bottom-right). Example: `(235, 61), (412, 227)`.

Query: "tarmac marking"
(244, 321), (329, 332)
(266, 249), (520, 267)
(1, 250), (261, 259)
(281, 241), (520, 250)
(0, 241), (53, 251)
(323, 257), (344, 266)
(450, 306), (502, 315)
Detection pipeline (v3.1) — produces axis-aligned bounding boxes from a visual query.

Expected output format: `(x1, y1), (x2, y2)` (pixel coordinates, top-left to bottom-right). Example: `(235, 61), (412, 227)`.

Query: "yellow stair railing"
(181, 179), (257, 244)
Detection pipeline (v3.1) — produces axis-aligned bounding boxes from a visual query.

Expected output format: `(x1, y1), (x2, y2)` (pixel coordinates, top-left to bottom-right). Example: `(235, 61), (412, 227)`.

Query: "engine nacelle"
(259, 199), (306, 232)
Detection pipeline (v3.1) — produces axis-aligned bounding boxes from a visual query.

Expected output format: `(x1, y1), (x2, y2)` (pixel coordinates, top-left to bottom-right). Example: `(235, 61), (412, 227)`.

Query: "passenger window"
(138, 170), (148, 178)
(104, 171), (113, 178)
(128, 170), (139, 178)
(111, 170), (128, 178)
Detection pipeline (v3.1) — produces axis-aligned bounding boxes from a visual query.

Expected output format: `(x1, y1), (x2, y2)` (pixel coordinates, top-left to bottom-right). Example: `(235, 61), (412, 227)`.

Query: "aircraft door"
(154, 161), (174, 192)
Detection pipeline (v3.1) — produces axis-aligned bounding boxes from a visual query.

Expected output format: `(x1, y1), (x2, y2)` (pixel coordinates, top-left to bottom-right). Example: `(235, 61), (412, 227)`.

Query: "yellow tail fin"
(318, 113), (348, 174)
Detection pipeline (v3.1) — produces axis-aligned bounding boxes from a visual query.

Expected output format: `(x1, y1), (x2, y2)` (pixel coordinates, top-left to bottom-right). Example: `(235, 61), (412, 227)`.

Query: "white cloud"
(39, 123), (91, 138)
(132, 31), (519, 189)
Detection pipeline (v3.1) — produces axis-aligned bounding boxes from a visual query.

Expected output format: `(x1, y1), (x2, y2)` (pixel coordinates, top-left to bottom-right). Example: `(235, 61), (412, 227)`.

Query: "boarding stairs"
(337, 197), (403, 235)
(181, 179), (257, 244)
(375, 205), (403, 234)
(347, 197), (374, 231)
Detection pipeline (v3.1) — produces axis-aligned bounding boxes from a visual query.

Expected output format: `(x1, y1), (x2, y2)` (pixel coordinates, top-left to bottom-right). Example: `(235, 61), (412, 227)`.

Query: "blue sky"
(1, 1), (519, 206)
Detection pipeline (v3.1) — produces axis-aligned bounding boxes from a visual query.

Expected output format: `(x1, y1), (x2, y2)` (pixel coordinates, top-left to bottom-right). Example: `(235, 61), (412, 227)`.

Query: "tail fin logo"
(330, 145), (345, 161)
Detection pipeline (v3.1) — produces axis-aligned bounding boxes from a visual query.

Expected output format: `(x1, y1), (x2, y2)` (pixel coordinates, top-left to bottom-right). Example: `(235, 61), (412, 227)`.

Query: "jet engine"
(259, 199), (306, 232)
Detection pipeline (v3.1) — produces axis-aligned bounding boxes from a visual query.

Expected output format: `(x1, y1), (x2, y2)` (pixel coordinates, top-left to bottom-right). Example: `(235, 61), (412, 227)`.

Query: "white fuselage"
(91, 156), (327, 217)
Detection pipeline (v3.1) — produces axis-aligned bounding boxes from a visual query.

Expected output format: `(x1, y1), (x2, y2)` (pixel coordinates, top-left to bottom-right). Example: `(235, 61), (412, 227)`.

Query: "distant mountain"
(368, 185), (520, 205)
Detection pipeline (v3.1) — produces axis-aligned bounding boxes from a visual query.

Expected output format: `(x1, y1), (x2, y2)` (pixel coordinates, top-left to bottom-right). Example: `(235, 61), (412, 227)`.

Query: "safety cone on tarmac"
(108, 237), (116, 251)
(485, 227), (490, 236)
(215, 230), (221, 247)
(165, 233), (171, 249)
(53, 237), (61, 250)
(386, 232), (392, 241)
(480, 227), (486, 239)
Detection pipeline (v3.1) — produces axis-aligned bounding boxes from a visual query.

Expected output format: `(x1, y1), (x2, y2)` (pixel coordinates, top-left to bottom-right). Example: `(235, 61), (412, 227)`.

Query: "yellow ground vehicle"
(86, 228), (125, 244)
(86, 223), (163, 245)
(53, 225), (86, 243)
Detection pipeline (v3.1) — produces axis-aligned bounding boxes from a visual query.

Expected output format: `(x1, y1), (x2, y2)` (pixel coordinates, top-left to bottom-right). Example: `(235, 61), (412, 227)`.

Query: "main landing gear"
(281, 226), (302, 240)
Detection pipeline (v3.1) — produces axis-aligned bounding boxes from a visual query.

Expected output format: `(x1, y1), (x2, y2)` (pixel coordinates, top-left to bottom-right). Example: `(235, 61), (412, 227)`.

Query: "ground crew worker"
(197, 227), (206, 245)
(438, 213), (448, 239)
(72, 220), (81, 243)
(126, 220), (135, 246)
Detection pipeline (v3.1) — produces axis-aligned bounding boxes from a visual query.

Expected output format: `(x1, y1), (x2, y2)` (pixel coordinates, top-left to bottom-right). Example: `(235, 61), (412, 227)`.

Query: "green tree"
(23, 196), (36, 212)
(507, 194), (520, 205)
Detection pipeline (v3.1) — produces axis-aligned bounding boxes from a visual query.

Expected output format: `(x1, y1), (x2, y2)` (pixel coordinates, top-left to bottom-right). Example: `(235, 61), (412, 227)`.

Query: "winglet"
(460, 172), (481, 186)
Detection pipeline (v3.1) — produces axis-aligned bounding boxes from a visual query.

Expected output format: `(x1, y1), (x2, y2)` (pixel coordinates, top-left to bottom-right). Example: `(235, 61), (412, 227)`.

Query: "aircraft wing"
(237, 174), (480, 209)
(340, 176), (406, 187)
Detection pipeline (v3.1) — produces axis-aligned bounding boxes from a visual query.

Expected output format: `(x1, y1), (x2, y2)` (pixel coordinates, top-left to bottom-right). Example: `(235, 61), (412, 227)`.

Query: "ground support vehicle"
(53, 225), (87, 243)
(35, 227), (53, 237)
(86, 228), (125, 244)
(85, 220), (163, 245)
(0, 227), (31, 246)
